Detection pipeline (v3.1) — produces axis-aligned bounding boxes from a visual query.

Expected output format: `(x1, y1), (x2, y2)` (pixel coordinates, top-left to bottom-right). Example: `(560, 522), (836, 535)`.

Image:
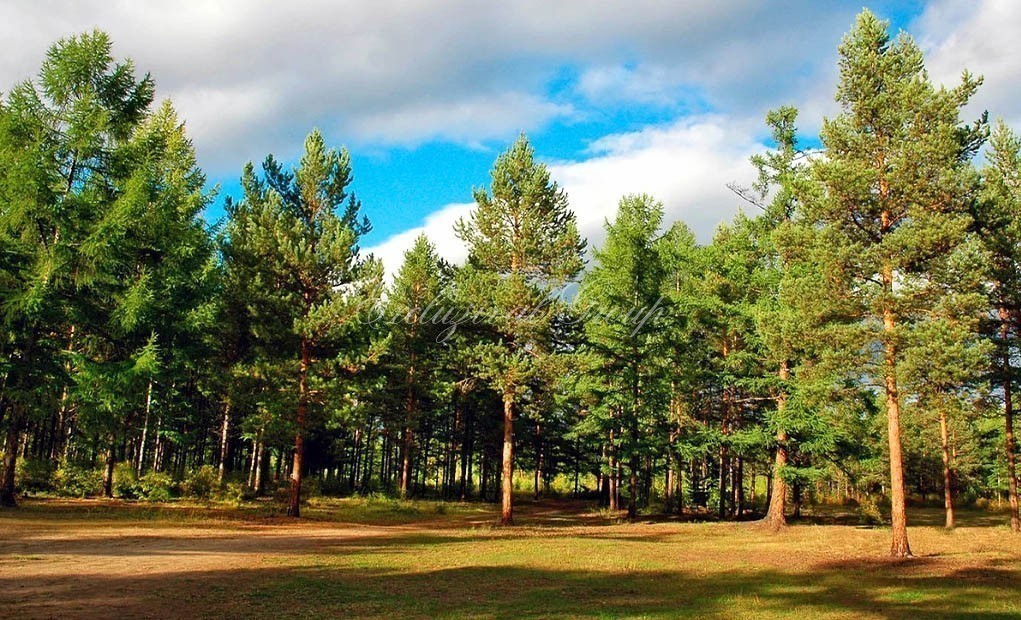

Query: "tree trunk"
(938, 408), (955, 529)
(288, 339), (311, 517)
(765, 431), (789, 530)
(598, 443), (607, 506)
(102, 434), (116, 498)
(628, 454), (638, 521)
(533, 421), (543, 500)
(400, 354), (417, 498)
(792, 480), (802, 518)
(764, 362), (791, 530)
(399, 425), (414, 498)
(254, 431), (266, 496)
(217, 400), (231, 484)
(500, 390), (514, 525)
(666, 446), (676, 514)
(0, 413), (21, 507)
(1000, 309), (1020, 533)
(734, 458), (744, 517)
(459, 402), (473, 500)
(882, 259), (912, 557)
(675, 456), (684, 515)
(718, 445), (728, 520)
(136, 378), (153, 475)
(608, 429), (618, 512)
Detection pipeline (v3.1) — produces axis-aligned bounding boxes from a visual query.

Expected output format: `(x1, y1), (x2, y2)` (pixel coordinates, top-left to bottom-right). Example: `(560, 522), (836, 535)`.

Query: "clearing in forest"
(1, 498), (1019, 619)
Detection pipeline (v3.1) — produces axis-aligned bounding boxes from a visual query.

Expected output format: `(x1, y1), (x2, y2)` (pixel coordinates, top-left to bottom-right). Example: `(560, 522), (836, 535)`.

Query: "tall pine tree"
(230, 130), (382, 516)
(803, 10), (986, 556)
(455, 135), (584, 524)
(976, 120), (1021, 532)
(578, 194), (669, 520)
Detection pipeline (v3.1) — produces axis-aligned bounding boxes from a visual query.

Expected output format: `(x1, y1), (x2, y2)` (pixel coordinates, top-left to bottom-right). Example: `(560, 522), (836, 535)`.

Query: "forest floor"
(1, 497), (1019, 619)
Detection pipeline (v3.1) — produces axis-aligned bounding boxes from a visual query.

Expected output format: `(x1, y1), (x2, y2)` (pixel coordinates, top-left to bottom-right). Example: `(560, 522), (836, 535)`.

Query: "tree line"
(2, 11), (1020, 557)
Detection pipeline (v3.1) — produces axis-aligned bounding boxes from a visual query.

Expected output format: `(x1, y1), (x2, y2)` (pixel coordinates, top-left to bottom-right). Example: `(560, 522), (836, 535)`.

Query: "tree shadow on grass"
(2, 558), (1019, 620)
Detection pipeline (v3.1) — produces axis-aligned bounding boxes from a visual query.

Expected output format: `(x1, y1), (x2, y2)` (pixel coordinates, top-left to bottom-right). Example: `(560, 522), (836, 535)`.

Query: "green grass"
(2, 498), (1019, 619)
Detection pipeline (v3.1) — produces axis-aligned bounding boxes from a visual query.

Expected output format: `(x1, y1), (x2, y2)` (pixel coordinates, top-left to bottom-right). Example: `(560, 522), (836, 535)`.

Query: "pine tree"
(739, 106), (813, 530)
(0, 30), (155, 506)
(455, 134), (584, 524)
(656, 221), (706, 514)
(231, 130), (382, 517)
(976, 120), (1021, 532)
(803, 10), (986, 556)
(578, 194), (669, 519)
(385, 234), (448, 497)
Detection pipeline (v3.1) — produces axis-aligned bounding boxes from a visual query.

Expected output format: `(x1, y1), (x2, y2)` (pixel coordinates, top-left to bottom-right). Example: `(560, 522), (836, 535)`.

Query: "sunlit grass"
(2, 499), (1019, 619)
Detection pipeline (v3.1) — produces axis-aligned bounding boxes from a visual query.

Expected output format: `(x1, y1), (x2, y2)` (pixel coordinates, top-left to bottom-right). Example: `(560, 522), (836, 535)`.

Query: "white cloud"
(554, 115), (762, 251)
(576, 65), (681, 107)
(0, 1), (887, 174)
(353, 93), (573, 146)
(366, 203), (474, 279)
(367, 115), (763, 276)
(915, 0), (1021, 126)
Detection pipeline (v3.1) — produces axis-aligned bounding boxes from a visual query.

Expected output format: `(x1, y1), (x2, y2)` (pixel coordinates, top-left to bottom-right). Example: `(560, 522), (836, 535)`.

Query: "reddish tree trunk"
(765, 362), (791, 530)
(938, 408), (955, 529)
(882, 259), (912, 557)
(288, 339), (311, 517)
(400, 425), (414, 498)
(500, 390), (514, 525)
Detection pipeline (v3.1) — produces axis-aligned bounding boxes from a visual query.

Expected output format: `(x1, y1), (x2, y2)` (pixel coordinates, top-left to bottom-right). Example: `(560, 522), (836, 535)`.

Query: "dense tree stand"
(3, 11), (1019, 564)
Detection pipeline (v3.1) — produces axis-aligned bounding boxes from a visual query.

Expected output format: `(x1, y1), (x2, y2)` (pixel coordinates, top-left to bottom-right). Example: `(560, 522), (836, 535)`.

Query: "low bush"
(53, 464), (104, 498)
(113, 462), (141, 499)
(137, 471), (176, 501)
(182, 465), (218, 499)
(216, 481), (256, 505)
(856, 495), (884, 526)
(16, 458), (55, 494)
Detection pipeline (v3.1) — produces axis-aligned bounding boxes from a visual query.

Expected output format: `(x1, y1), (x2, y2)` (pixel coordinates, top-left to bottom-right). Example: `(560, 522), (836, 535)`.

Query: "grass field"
(1, 498), (1019, 619)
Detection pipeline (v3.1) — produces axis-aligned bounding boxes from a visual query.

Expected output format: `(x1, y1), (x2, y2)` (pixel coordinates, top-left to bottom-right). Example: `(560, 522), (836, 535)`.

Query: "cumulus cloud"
(0, 1), (892, 174)
(915, 0), (1021, 126)
(554, 115), (762, 250)
(353, 93), (573, 146)
(367, 115), (763, 277)
(366, 203), (474, 279)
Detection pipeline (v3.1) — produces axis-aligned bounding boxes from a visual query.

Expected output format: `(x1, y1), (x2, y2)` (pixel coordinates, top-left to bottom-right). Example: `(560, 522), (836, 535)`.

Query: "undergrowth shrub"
(182, 465), (218, 499)
(113, 462), (140, 499)
(856, 495), (884, 526)
(217, 481), (255, 505)
(16, 458), (55, 493)
(137, 471), (175, 501)
(53, 464), (103, 497)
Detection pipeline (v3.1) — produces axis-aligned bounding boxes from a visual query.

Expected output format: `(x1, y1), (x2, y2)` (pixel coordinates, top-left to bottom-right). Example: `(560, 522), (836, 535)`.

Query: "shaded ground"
(1, 498), (1019, 619)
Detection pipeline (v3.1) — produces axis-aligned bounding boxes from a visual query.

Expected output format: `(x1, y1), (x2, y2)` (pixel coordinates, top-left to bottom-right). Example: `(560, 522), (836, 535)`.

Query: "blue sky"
(217, 78), (700, 244)
(3, 1), (1018, 273)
